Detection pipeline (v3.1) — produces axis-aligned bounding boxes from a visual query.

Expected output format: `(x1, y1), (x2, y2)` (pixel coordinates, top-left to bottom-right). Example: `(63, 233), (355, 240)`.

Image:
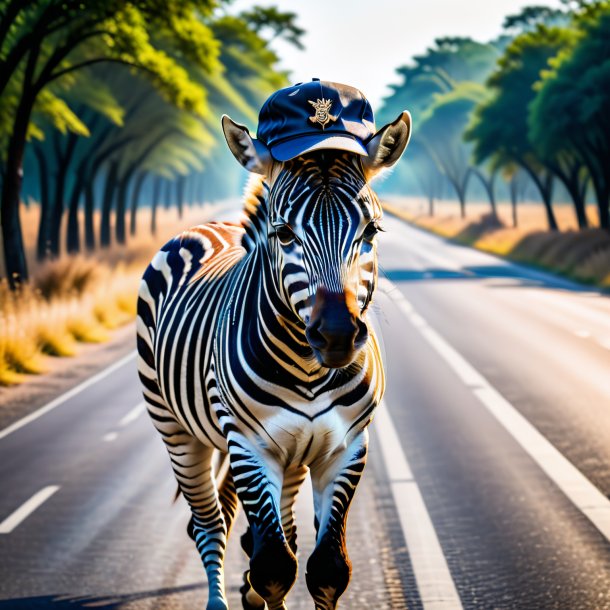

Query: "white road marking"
(102, 402), (146, 442)
(118, 402), (145, 427)
(0, 351), (137, 441)
(0, 485), (60, 534)
(374, 403), (464, 610)
(380, 277), (610, 544)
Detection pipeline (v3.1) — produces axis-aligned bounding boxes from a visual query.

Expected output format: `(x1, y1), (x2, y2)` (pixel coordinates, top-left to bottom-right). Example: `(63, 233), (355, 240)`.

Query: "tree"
(419, 82), (497, 218)
(466, 26), (575, 230)
(529, 5), (610, 229)
(239, 5), (305, 50)
(0, 0), (218, 285)
(378, 37), (499, 209)
(503, 5), (567, 32)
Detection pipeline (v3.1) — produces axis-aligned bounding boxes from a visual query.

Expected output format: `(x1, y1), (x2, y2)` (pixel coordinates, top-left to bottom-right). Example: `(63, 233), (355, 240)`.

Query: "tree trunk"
(1, 43), (39, 286)
(33, 142), (52, 261)
(115, 173), (130, 245)
(151, 175), (161, 236)
(176, 175), (185, 219)
(66, 170), (87, 254)
(590, 174), (610, 230)
(84, 178), (96, 251)
(51, 131), (79, 256)
(129, 171), (146, 236)
(1, 104), (31, 284)
(469, 167), (497, 221)
(100, 161), (119, 247)
(164, 179), (172, 210)
(520, 163), (558, 231)
(509, 176), (518, 228)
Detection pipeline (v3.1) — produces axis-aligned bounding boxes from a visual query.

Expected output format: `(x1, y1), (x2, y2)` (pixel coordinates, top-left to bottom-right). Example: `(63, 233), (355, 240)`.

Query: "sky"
(230, 0), (564, 109)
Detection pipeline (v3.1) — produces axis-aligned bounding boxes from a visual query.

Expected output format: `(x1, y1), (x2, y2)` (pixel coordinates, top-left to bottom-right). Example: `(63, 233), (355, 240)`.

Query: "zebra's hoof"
(240, 571), (266, 610)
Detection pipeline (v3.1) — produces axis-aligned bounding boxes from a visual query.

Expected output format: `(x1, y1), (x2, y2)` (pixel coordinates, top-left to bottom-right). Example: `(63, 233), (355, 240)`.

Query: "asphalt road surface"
(1, 210), (610, 609)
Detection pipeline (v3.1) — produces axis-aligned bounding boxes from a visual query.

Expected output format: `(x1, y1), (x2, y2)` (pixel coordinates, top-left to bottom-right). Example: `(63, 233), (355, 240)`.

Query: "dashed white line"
(374, 402), (464, 610)
(0, 486), (60, 534)
(102, 402), (146, 442)
(380, 277), (610, 544)
(0, 351), (137, 441)
(118, 402), (145, 427)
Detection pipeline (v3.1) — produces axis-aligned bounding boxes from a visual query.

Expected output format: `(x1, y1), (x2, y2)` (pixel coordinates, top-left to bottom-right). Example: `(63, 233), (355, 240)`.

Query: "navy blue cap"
(256, 79), (376, 162)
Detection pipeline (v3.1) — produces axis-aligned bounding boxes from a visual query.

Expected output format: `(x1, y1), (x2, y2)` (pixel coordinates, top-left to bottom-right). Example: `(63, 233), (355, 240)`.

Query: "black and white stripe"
(137, 107), (411, 609)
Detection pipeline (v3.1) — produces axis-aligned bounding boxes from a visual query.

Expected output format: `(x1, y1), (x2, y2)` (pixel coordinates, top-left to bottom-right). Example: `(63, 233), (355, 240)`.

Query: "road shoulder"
(0, 323), (136, 431)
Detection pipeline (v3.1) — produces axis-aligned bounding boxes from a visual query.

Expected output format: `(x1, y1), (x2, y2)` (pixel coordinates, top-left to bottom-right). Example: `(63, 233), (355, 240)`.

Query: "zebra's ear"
(362, 111), (412, 179)
(222, 115), (273, 176)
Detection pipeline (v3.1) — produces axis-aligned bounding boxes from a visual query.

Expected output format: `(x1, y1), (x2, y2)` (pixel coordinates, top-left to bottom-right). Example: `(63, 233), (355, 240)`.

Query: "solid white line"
(380, 278), (610, 544)
(0, 485), (60, 534)
(0, 351), (137, 441)
(374, 403), (464, 610)
(118, 402), (145, 427)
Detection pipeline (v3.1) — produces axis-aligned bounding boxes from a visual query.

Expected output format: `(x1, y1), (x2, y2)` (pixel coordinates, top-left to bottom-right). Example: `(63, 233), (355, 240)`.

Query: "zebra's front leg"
(306, 430), (368, 610)
(239, 464), (309, 610)
(162, 430), (229, 610)
(227, 432), (298, 610)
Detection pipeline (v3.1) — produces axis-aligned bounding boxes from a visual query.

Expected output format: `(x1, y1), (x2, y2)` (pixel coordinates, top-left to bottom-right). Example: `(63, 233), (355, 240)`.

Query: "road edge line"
(0, 351), (137, 441)
(380, 278), (610, 544)
(374, 401), (464, 610)
(0, 485), (61, 534)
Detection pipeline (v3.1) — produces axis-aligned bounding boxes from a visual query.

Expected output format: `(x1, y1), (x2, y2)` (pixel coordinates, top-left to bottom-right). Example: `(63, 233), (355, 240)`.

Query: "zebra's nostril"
(306, 321), (326, 350)
(354, 319), (368, 348)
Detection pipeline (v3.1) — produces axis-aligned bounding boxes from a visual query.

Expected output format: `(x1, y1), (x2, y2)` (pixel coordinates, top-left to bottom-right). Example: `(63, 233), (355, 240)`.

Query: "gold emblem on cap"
(308, 98), (337, 129)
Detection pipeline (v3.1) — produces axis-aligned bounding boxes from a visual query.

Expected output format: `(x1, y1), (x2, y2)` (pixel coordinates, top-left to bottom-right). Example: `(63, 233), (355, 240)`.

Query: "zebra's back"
(137, 220), (249, 451)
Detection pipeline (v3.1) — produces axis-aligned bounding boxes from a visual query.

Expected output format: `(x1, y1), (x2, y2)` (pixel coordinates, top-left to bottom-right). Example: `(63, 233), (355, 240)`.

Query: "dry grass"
(0, 204), (218, 386)
(383, 197), (610, 288)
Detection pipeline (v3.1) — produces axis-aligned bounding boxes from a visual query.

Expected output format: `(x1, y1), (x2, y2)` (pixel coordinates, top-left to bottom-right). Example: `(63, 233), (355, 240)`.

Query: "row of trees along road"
(0, 1), (304, 287)
(377, 0), (610, 232)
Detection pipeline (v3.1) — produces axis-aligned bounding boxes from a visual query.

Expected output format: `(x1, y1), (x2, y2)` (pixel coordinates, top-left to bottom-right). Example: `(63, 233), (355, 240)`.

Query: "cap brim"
(270, 134), (368, 162)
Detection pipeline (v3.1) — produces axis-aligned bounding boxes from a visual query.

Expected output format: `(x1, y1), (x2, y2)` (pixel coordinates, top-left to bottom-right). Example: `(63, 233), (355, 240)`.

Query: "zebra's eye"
(274, 224), (297, 246)
(362, 221), (381, 242)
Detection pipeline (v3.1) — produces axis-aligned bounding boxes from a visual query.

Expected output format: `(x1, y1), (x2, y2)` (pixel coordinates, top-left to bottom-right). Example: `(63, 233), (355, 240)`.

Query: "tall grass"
(0, 205), (219, 386)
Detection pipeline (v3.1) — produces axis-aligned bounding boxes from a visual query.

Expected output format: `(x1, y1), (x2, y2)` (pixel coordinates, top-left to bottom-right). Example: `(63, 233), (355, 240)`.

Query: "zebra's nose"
(306, 288), (368, 367)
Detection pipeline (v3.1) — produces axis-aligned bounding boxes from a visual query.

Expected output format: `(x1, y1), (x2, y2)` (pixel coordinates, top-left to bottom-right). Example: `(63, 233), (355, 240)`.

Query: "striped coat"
(137, 111), (411, 610)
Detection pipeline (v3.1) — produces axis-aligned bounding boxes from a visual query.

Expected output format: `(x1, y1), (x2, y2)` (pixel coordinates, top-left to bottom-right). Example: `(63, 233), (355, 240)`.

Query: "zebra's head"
(223, 112), (411, 368)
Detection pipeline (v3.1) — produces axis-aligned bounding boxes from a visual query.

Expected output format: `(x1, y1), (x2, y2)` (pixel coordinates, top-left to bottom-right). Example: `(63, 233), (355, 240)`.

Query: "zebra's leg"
(281, 464), (309, 554)
(226, 432), (298, 610)
(239, 464), (308, 610)
(186, 452), (239, 543)
(155, 416), (229, 610)
(217, 452), (239, 535)
(306, 430), (368, 610)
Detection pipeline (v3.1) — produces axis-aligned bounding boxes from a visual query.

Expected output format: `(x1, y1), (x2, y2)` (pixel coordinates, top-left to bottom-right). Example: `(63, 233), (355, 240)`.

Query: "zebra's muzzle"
(305, 288), (368, 368)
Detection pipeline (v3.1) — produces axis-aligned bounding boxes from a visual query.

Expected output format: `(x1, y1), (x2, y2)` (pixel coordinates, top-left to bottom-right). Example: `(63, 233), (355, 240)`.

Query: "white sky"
(230, 0), (564, 109)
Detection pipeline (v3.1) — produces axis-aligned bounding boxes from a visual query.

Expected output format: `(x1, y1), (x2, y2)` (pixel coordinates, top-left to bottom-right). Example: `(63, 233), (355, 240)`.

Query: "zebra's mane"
(239, 174), (269, 251)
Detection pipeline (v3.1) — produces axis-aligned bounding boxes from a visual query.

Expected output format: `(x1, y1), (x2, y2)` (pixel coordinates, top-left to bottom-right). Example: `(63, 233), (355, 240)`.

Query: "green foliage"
(466, 25), (573, 167)
(239, 5), (305, 50)
(503, 5), (567, 32)
(0, 0), (300, 283)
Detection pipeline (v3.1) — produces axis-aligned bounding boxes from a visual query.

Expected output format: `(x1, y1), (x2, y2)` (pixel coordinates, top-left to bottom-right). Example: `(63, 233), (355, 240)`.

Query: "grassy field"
(0, 204), (221, 386)
(383, 197), (610, 288)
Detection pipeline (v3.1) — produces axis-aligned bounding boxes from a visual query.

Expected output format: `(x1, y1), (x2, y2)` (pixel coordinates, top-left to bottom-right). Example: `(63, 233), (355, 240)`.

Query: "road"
(1, 210), (610, 609)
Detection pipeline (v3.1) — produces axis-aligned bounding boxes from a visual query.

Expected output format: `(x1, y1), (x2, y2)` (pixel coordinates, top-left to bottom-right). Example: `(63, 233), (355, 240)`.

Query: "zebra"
(137, 102), (411, 609)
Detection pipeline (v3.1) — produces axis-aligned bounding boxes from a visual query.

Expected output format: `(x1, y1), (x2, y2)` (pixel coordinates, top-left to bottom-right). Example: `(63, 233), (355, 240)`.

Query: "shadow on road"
(0, 582), (205, 609)
(381, 265), (607, 295)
